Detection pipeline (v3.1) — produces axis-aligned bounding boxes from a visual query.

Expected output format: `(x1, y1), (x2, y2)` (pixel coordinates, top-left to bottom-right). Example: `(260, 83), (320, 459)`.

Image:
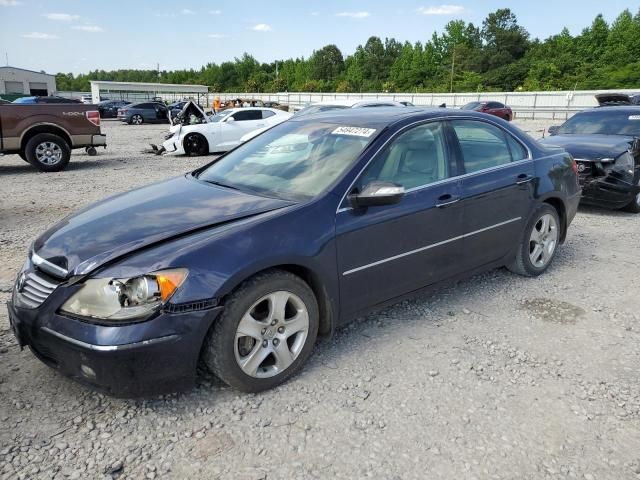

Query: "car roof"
(288, 106), (497, 128)
(312, 99), (404, 108)
(579, 106), (640, 114)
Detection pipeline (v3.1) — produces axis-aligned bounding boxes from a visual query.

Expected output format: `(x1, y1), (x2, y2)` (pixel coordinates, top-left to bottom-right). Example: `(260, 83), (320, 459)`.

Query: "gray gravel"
(1, 119), (640, 480)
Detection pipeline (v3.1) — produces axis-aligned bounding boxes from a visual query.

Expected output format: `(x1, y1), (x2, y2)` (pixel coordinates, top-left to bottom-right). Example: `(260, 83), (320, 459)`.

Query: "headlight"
(614, 152), (635, 176)
(60, 268), (188, 321)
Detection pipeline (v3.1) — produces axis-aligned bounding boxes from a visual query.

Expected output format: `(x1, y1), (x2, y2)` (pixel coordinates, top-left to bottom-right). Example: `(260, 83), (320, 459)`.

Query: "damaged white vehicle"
(159, 102), (292, 156)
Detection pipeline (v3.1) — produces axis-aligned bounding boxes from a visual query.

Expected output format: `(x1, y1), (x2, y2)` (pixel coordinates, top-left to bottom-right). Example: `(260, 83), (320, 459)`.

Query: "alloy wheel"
(528, 213), (558, 268)
(34, 142), (63, 166)
(234, 290), (309, 378)
(132, 115), (142, 125)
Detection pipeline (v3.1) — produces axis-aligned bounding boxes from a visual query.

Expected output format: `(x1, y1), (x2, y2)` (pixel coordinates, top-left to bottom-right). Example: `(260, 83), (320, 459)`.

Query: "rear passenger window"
(506, 134), (528, 161)
(359, 122), (450, 190)
(262, 110), (275, 119)
(451, 120), (522, 174)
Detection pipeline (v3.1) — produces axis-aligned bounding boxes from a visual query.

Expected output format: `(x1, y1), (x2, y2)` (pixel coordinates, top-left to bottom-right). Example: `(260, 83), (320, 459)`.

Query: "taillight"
(86, 110), (100, 126)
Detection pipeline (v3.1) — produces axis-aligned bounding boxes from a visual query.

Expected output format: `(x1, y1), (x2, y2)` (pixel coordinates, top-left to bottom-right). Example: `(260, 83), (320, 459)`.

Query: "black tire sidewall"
(184, 133), (208, 156)
(25, 133), (71, 172)
(204, 271), (319, 392)
(519, 204), (560, 276)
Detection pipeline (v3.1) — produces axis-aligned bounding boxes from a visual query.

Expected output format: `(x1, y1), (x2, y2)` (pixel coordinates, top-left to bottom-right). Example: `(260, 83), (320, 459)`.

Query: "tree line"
(55, 8), (640, 94)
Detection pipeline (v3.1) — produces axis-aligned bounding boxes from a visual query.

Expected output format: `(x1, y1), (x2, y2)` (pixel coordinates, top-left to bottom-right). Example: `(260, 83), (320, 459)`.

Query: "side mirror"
(349, 181), (405, 208)
(548, 125), (560, 136)
(225, 116), (235, 123)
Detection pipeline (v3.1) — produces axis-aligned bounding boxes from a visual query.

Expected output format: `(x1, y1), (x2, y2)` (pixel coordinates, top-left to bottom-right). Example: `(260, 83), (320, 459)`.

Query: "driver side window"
(359, 122), (451, 190)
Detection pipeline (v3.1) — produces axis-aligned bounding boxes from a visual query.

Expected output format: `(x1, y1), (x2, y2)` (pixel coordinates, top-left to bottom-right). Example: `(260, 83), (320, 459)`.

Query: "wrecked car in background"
(159, 101), (292, 156)
(595, 93), (640, 106)
(541, 107), (640, 213)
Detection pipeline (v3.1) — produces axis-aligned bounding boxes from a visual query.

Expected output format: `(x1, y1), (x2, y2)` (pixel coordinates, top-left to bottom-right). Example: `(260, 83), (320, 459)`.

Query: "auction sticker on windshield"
(331, 126), (377, 137)
(629, 115), (640, 120)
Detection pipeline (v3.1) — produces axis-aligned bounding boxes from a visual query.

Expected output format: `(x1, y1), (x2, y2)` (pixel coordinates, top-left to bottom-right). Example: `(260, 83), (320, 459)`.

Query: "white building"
(0, 66), (57, 97)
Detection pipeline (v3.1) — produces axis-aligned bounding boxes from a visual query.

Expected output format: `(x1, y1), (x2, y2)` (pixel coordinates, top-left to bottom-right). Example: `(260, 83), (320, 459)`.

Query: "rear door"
(450, 119), (535, 269)
(336, 121), (465, 316)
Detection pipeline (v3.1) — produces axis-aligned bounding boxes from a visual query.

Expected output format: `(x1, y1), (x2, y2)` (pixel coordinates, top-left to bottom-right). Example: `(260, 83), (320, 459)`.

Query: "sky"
(0, 0), (638, 74)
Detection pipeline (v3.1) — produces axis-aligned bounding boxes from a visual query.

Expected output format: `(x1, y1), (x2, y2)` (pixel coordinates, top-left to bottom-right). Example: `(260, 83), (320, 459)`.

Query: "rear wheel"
(508, 204), (560, 277)
(621, 176), (640, 213)
(203, 270), (319, 392)
(130, 114), (143, 125)
(25, 133), (71, 172)
(504, 114), (511, 121)
(183, 133), (208, 156)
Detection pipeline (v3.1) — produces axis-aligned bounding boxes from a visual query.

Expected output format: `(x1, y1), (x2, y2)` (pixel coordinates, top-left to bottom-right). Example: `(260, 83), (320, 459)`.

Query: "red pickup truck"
(0, 104), (107, 172)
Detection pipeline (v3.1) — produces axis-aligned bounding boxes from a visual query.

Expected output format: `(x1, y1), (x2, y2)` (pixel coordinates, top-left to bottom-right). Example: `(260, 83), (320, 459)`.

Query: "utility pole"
(5, 52), (8, 66)
(275, 61), (279, 78)
(449, 46), (456, 93)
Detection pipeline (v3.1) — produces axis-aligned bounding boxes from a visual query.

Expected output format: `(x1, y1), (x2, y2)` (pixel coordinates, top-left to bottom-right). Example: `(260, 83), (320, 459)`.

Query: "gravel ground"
(1, 119), (639, 480)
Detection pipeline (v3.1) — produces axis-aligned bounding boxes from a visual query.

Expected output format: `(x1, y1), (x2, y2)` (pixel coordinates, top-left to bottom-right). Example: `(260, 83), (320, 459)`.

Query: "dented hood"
(33, 175), (293, 277)
(539, 134), (638, 161)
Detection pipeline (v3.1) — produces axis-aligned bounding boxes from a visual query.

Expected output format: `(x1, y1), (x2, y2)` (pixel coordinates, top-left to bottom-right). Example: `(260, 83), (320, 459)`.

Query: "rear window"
(558, 111), (640, 136)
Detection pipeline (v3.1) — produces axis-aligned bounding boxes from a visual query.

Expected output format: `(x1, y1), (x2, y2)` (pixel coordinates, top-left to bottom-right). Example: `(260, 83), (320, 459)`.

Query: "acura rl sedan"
(8, 108), (581, 397)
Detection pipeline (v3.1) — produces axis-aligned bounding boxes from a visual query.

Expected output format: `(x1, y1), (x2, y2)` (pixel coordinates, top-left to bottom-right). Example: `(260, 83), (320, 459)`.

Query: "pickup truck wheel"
(18, 151), (29, 163)
(183, 133), (208, 156)
(25, 133), (71, 172)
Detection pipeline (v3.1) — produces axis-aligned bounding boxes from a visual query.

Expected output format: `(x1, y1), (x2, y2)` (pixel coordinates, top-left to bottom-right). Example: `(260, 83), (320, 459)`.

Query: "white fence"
(211, 88), (639, 120)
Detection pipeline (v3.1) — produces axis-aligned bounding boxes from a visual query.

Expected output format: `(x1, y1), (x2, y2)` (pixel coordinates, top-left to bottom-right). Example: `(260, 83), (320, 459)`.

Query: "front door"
(449, 119), (536, 269)
(336, 121), (465, 316)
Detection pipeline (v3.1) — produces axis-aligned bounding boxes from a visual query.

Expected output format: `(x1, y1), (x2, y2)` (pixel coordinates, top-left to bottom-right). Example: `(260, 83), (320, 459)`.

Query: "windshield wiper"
(205, 180), (241, 191)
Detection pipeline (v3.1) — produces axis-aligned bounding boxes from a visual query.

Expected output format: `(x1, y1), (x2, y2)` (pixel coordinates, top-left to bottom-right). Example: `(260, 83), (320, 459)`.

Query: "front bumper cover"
(7, 299), (222, 398)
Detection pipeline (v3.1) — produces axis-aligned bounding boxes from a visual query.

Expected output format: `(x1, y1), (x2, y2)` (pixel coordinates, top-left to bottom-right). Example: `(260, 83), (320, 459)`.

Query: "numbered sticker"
(331, 126), (377, 137)
(629, 115), (640, 120)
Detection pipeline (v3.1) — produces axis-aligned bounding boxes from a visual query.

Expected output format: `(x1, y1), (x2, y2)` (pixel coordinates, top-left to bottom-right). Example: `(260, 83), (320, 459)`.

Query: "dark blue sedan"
(8, 108), (581, 397)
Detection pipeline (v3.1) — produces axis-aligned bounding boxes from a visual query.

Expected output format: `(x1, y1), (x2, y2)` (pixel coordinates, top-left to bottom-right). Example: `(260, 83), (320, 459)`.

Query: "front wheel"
(621, 176), (640, 213)
(508, 204), (560, 277)
(203, 270), (319, 392)
(183, 133), (208, 156)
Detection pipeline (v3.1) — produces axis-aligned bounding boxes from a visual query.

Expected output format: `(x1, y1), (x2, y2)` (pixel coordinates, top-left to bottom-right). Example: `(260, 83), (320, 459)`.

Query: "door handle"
(436, 194), (460, 208)
(516, 174), (534, 185)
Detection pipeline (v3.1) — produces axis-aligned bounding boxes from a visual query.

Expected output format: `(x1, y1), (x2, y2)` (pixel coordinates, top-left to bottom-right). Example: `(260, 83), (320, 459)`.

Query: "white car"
(162, 103), (292, 156)
(294, 99), (406, 116)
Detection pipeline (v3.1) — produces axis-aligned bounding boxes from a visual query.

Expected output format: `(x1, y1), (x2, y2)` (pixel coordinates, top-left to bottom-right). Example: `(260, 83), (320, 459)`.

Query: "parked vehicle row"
(8, 107), (583, 397)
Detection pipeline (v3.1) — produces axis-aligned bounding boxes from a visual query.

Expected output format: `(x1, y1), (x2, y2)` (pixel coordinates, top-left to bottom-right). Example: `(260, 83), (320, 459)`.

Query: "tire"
(18, 150), (29, 163)
(130, 114), (143, 125)
(203, 270), (319, 392)
(183, 133), (209, 156)
(504, 114), (511, 121)
(24, 133), (71, 172)
(621, 176), (640, 213)
(508, 203), (560, 277)
(85, 147), (97, 156)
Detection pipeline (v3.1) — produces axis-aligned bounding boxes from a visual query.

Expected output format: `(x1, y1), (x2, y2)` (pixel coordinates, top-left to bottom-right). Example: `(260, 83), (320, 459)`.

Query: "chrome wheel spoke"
(239, 344), (271, 377)
(273, 341), (294, 372)
(284, 311), (309, 337)
(236, 313), (265, 340)
(268, 291), (290, 324)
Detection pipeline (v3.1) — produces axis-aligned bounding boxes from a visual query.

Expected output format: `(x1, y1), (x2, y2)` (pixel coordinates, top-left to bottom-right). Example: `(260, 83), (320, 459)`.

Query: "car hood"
(539, 134), (637, 160)
(33, 175), (293, 277)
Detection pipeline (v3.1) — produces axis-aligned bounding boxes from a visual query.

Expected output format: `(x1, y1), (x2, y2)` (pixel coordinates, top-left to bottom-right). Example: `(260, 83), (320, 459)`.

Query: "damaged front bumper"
(576, 160), (640, 209)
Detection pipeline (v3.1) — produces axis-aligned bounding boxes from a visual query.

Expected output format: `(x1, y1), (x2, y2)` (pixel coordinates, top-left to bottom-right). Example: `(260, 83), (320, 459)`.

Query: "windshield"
(13, 97), (36, 104)
(462, 102), (481, 110)
(210, 110), (233, 122)
(295, 104), (350, 117)
(197, 120), (377, 201)
(557, 111), (640, 136)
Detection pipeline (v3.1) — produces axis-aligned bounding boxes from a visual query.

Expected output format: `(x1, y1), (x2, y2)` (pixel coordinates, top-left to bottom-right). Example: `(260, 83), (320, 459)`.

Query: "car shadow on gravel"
(577, 204), (637, 218)
(0, 156), (154, 175)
